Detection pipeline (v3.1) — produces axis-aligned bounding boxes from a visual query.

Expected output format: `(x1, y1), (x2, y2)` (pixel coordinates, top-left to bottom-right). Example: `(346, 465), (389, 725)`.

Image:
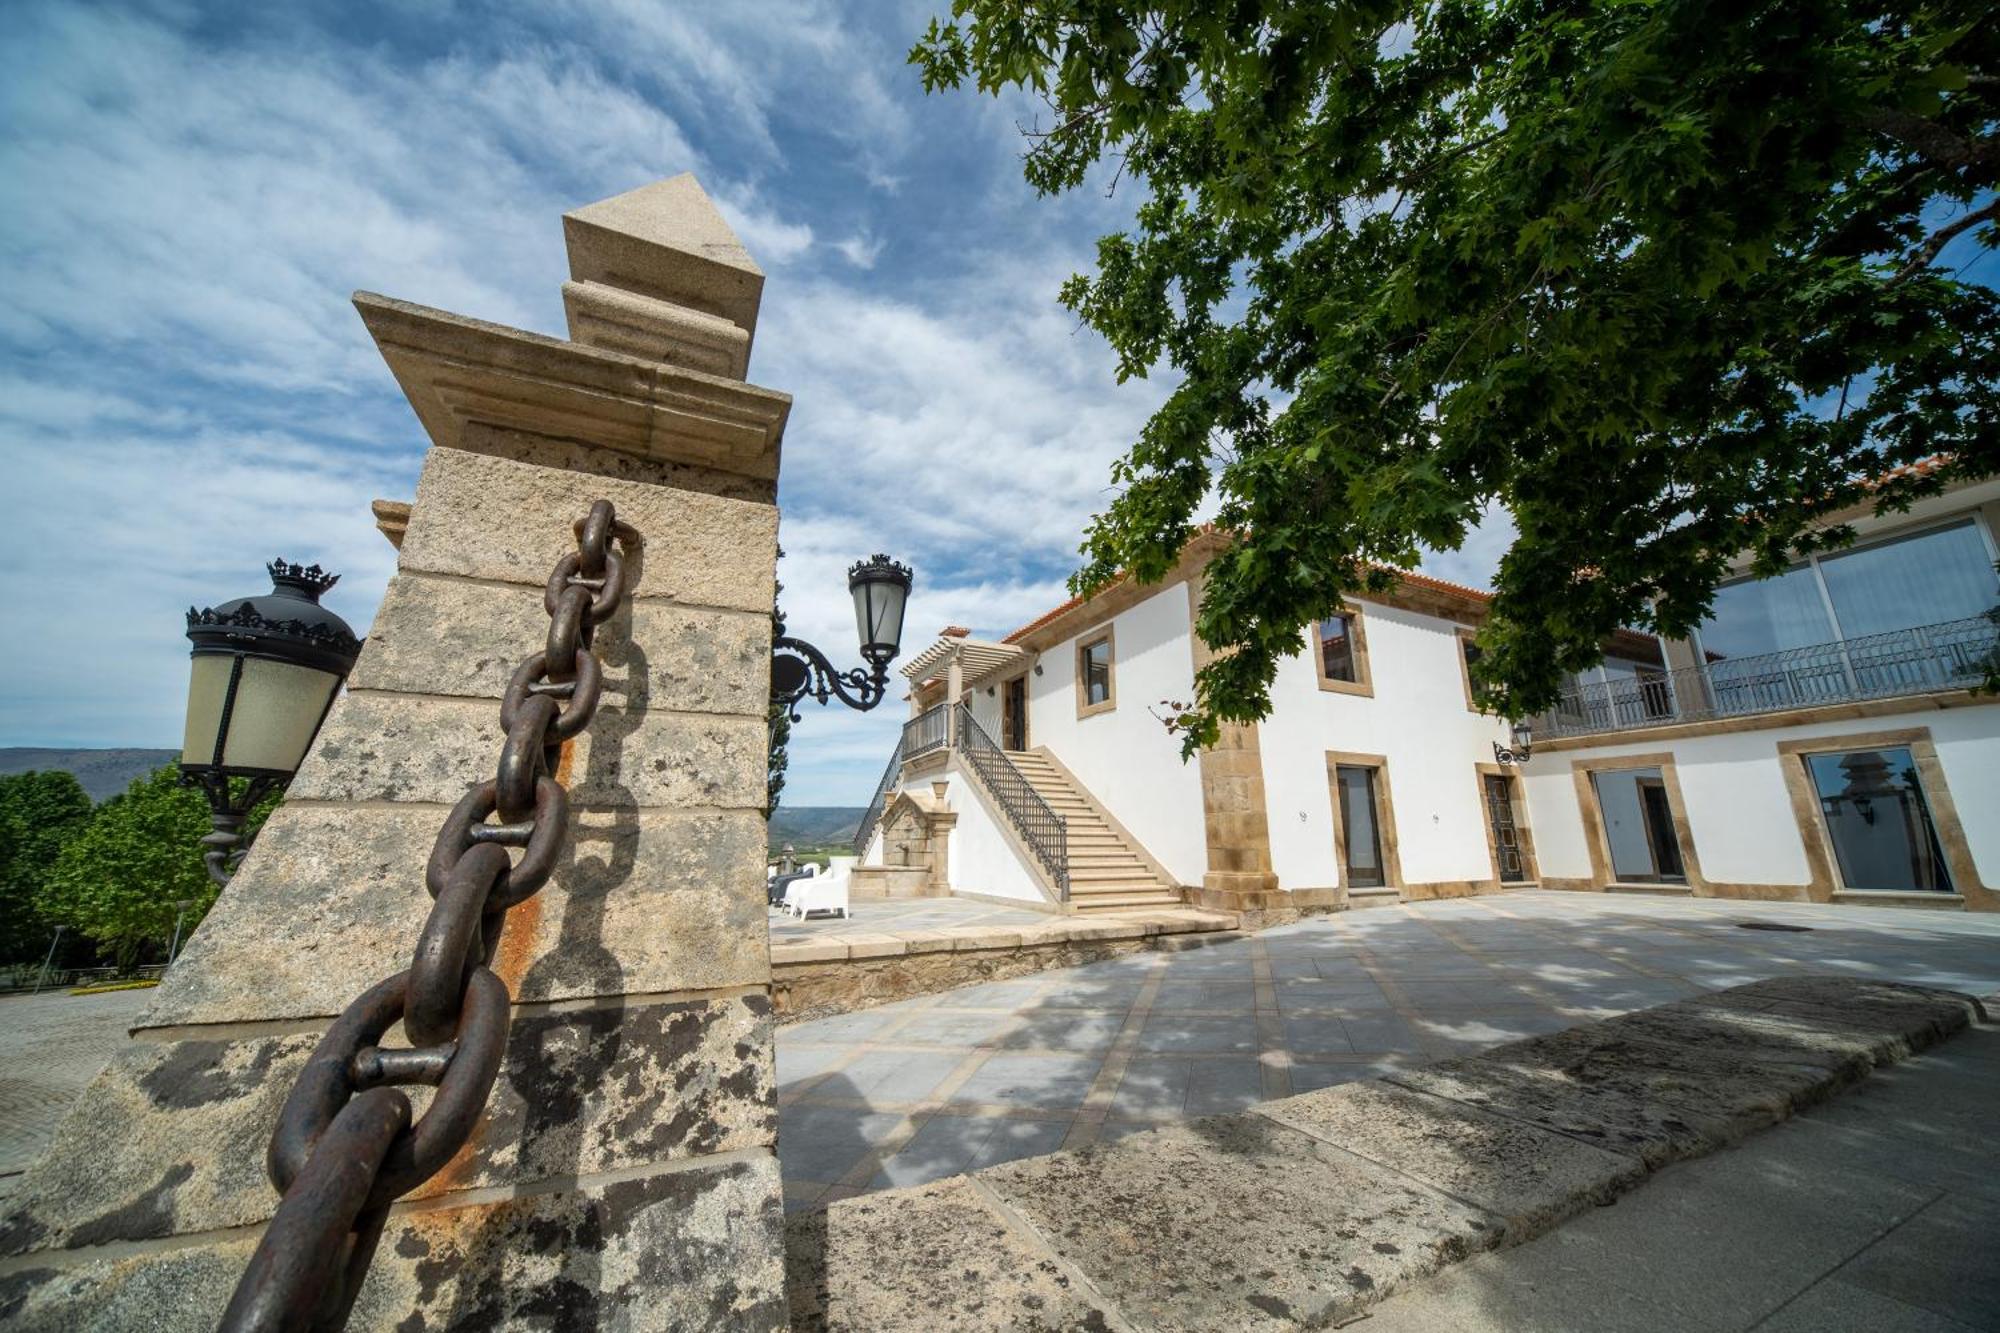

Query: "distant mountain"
(767, 805), (865, 849)
(0, 748), (179, 802)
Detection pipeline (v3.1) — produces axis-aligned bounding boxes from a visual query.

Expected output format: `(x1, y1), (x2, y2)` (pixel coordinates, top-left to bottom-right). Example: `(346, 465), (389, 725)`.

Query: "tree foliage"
(0, 770), (94, 964)
(35, 766), (272, 969)
(914, 0), (1999, 753)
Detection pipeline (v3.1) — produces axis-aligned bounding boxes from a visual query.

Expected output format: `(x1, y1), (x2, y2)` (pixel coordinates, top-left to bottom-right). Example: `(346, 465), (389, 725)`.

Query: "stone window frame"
(1775, 726), (1981, 905)
(1571, 751), (1701, 893)
(1075, 625), (1117, 719)
(1325, 750), (1403, 895)
(1473, 761), (1539, 887)
(1312, 608), (1374, 697)
(1455, 628), (1495, 714)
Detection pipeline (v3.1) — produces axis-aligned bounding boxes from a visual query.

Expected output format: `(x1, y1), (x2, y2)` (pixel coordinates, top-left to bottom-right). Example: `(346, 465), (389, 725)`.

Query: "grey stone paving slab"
(947, 1053), (1103, 1111)
(778, 1105), (908, 1184)
(978, 1113), (1500, 1332)
(1753, 1280), (1981, 1333)
(1257, 1079), (1645, 1238)
(1388, 1052), (1729, 1169)
(1834, 1192), (2000, 1329)
(786, 1176), (1117, 1333)
(1487, 1020), (1853, 1139)
(833, 1049), (965, 1104)
(1134, 1011), (1259, 1053)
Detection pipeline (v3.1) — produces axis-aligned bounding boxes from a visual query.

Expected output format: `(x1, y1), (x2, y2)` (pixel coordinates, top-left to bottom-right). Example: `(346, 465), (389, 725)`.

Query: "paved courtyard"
(769, 896), (1055, 948)
(776, 890), (2000, 1212)
(0, 986), (153, 1200)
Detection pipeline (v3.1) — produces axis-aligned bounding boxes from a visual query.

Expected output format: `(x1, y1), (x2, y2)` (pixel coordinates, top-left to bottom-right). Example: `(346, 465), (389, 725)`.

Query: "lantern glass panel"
(189, 655), (341, 774)
(181, 653), (235, 766)
(852, 577), (908, 659)
(224, 657), (341, 773)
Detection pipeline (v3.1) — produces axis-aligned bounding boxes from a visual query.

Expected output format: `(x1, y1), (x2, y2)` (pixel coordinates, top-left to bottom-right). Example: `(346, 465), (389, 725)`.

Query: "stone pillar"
(1185, 573), (1281, 915)
(0, 176), (793, 1329)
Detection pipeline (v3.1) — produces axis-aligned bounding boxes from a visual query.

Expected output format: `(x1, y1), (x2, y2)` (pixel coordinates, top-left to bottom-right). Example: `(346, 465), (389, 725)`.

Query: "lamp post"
(1492, 717), (1534, 766)
(180, 560), (362, 886)
(770, 554), (913, 720)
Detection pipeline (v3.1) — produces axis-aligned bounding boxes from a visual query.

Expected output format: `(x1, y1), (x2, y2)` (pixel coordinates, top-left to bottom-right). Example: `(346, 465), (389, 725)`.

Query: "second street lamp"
(771, 554), (913, 719)
(181, 559), (363, 886)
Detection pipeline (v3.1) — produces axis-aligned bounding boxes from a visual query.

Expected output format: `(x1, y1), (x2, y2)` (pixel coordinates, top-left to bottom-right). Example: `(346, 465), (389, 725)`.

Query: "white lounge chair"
(787, 865), (851, 920)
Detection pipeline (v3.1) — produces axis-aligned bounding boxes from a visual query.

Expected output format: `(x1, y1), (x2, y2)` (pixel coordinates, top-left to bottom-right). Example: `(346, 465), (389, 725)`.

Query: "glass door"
(1336, 765), (1387, 888)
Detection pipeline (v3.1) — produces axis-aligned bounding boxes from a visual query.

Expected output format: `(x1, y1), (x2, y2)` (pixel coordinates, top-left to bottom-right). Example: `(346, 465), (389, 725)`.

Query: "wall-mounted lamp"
(770, 554), (914, 721)
(1491, 718), (1533, 766)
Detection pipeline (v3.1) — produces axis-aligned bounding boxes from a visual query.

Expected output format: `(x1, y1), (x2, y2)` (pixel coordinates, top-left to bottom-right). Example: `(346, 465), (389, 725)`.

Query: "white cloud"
(0, 0), (1189, 807)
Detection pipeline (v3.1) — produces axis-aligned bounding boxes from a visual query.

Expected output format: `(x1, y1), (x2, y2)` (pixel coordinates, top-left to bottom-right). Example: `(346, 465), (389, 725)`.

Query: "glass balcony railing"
(1534, 615), (2000, 740)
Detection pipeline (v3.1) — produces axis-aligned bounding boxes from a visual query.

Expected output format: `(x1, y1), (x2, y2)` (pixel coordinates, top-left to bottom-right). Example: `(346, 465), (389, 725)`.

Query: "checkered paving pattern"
(776, 890), (2000, 1213)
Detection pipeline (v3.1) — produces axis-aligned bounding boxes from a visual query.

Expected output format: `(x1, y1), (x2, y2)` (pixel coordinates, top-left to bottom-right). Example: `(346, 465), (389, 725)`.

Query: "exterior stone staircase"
(1007, 749), (1184, 914)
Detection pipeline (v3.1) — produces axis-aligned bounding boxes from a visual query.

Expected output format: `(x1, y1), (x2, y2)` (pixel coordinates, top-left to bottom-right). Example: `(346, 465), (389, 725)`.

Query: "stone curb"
(786, 975), (1986, 1331)
(768, 912), (1240, 969)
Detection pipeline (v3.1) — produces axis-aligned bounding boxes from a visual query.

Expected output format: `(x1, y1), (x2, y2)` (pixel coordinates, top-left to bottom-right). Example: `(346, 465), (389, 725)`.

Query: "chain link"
(220, 501), (639, 1333)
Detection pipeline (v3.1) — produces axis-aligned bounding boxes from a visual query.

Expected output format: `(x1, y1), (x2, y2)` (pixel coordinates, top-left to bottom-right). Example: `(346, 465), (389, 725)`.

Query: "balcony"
(1535, 616), (1999, 741)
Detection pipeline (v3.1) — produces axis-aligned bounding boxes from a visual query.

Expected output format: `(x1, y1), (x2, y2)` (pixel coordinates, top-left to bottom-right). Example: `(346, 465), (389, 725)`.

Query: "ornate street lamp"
(771, 554), (913, 720)
(1492, 717), (1534, 766)
(181, 560), (362, 885)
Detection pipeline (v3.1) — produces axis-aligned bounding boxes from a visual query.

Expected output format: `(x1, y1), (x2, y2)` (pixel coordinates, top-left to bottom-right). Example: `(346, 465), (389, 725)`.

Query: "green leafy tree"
(914, 0), (1999, 752)
(36, 766), (273, 970)
(0, 771), (95, 964)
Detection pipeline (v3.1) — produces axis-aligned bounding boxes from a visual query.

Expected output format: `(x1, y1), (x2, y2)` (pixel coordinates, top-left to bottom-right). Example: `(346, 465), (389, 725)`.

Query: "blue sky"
(0, 0), (1515, 804)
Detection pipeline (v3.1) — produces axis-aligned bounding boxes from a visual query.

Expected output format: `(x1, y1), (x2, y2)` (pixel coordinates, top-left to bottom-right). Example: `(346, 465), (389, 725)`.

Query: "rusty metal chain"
(219, 501), (639, 1333)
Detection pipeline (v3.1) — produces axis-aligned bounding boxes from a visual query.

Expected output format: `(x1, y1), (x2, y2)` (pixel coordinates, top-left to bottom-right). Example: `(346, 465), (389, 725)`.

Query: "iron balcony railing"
(952, 702), (1069, 895)
(850, 734), (905, 858)
(1535, 615), (2000, 740)
(902, 701), (950, 760)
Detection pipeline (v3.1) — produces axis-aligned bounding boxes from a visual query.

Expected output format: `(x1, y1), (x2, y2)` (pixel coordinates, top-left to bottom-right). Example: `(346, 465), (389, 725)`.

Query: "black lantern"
(771, 554), (913, 720)
(181, 560), (362, 885)
(1492, 717), (1534, 766)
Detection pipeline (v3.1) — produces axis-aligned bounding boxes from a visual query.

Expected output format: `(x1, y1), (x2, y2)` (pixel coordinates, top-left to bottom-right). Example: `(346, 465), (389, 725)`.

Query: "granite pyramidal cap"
(353, 170), (792, 491)
(0, 172), (794, 1329)
(562, 172), (765, 378)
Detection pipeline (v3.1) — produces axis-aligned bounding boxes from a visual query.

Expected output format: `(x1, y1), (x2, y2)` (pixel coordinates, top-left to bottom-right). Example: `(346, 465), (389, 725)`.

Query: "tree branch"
(1855, 106), (1994, 170)
(1893, 197), (2000, 282)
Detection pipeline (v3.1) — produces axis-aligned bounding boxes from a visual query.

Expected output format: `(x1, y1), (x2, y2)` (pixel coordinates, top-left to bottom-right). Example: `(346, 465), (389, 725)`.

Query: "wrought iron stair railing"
(1534, 614), (2000, 740)
(850, 734), (906, 858)
(952, 702), (1069, 896)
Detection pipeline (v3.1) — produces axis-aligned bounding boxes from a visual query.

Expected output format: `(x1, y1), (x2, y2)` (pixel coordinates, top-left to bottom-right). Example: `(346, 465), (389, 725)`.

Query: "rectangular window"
(1318, 614), (1357, 682)
(1336, 765), (1387, 888)
(1589, 766), (1686, 884)
(1817, 521), (2000, 638)
(1804, 747), (1954, 893)
(1698, 519), (2000, 664)
(1078, 633), (1114, 715)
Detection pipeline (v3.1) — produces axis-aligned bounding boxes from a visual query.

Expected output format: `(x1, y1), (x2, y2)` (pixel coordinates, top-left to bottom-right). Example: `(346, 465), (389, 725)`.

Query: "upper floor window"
(1314, 611), (1373, 694)
(1698, 518), (1999, 664)
(1077, 631), (1116, 716)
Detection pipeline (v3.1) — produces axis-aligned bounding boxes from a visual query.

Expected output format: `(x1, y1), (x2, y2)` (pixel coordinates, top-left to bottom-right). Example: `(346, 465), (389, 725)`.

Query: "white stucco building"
(858, 477), (2000, 921)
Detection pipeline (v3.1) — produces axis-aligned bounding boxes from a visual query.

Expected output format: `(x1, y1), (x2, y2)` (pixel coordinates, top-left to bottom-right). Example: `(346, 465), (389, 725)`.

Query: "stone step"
(1069, 868), (1158, 883)
(1070, 894), (1186, 913)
